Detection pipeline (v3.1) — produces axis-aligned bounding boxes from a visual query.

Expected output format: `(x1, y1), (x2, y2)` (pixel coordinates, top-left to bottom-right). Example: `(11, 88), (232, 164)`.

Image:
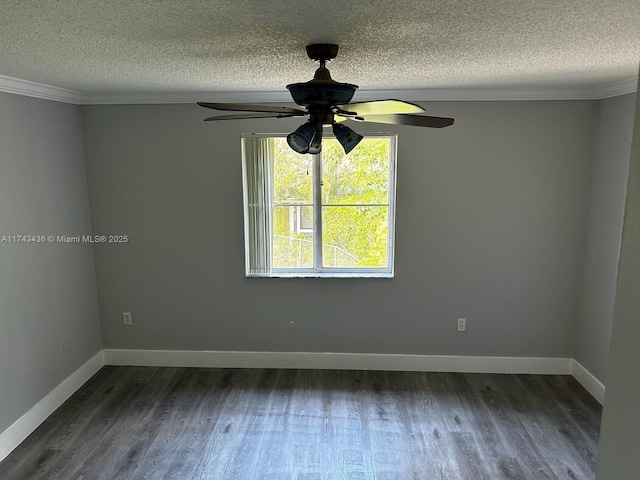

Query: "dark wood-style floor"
(0, 366), (601, 479)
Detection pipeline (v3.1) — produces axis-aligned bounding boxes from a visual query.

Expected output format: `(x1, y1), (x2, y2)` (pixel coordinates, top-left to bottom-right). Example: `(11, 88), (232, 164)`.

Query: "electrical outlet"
(457, 318), (466, 332)
(62, 336), (69, 351)
(123, 312), (132, 326)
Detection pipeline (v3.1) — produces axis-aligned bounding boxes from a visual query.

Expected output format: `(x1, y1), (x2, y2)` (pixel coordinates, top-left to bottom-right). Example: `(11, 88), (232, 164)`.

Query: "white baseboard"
(106, 349), (607, 403)
(103, 349), (573, 375)
(0, 350), (104, 462)
(571, 359), (606, 405)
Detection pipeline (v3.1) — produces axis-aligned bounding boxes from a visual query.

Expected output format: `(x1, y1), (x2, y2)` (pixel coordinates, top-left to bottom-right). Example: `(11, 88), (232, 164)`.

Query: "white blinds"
(242, 137), (274, 276)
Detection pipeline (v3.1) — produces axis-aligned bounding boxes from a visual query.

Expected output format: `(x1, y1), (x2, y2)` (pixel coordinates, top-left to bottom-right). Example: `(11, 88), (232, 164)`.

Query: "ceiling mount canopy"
(199, 44), (454, 155)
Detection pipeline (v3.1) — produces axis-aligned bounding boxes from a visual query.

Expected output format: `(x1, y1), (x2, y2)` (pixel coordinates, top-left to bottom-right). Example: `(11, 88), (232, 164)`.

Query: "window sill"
(247, 272), (394, 279)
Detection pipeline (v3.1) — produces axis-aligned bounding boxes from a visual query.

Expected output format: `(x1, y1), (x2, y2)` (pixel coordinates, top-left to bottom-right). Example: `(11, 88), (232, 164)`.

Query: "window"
(242, 134), (396, 277)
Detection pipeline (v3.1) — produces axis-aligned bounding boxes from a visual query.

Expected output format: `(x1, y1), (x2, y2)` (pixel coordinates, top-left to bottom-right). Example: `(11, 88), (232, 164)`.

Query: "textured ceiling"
(1, 0), (639, 99)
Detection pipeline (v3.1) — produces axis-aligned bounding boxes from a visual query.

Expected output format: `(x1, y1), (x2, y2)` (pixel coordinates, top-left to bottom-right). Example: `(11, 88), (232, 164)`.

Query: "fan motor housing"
(287, 81), (357, 108)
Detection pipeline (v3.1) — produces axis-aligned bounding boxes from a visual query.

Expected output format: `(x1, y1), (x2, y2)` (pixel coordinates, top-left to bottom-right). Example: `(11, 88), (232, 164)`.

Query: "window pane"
(272, 138), (314, 269)
(322, 138), (390, 205)
(322, 206), (388, 268)
(273, 138), (313, 204)
(273, 206), (313, 268)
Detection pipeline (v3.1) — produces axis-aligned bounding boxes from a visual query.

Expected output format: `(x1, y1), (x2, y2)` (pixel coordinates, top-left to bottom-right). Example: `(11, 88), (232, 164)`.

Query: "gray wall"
(0, 93), (102, 434)
(596, 81), (640, 480)
(82, 100), (597, 358)
(576, 93), (636, 383)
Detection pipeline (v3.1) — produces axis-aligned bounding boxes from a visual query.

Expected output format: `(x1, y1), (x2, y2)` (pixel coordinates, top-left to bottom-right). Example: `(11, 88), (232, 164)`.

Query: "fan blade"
(204, 112), (305, 121)
(198, 102), (306, 115)
(359, 113), (454, 128)
(337, 99), (425, 116)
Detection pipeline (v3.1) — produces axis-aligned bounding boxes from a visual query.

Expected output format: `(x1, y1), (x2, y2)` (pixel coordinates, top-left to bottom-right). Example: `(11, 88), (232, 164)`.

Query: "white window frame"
(242, 133), (397, 278)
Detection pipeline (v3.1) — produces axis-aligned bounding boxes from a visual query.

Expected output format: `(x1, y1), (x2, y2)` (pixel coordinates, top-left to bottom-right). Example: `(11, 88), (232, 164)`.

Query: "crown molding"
(351, 86), (599, 102)
(81, 87), (595, 104)
(1, 73), (636, 106)
(593, 77), (639, 99)
(79, 78), (639, 105)
(0, 74), (82, 104)
(80, 90), (290, 105)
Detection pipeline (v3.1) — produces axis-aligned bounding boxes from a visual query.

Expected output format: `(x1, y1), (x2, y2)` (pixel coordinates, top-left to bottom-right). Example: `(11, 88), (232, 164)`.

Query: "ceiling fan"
(198, 44), (454, 155)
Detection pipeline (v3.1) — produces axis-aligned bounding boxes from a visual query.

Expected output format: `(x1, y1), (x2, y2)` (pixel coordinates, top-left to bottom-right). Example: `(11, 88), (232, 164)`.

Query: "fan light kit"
(198, 44), (454, 155)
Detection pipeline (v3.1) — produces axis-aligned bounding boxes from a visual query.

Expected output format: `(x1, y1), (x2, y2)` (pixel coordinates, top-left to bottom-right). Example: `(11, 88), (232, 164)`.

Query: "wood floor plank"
(0, 367), (602, 480)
